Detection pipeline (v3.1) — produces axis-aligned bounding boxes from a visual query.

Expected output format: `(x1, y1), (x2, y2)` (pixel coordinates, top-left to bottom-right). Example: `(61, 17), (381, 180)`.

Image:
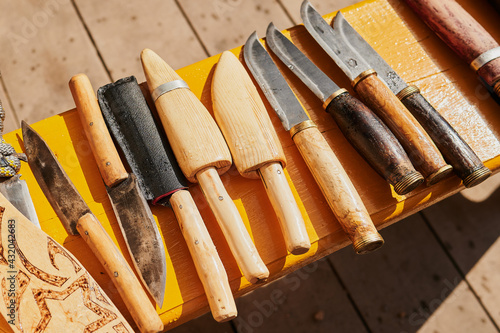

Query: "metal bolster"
(352, 69), (377, 89)
(322, 88), (348, 109)
(470, 46), (500, 72)
(396, 85), (420, 101)
(152, 80), (190, 101)
(290, 120), (317, 139)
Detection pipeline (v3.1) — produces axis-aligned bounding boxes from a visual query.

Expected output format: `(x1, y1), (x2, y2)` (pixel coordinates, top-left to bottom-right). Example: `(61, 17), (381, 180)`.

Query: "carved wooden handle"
(196, 167), (269, 283)
(404, 0), (500, 88)
(76, 213), (163, 333)
(69, 74), (128, 187)
(354, 73), (452, 185)
(326, 91), (424, 194)
(170, 190), (237, 322)
(292, 126), (384, 254)
(259, 163), (311, 255)
(401, 89), (491, 187)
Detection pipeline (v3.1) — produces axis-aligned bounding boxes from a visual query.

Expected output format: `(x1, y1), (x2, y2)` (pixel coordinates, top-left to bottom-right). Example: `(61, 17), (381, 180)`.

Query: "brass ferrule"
(426, 165), (453, 186)
(393, 171), (425, 195)
(463, 167), (492, 188)
(352, 69), (377, 89)
(396, 85), (420, 101)
(494, 80), (500, 98)
(322, 88), (348, 109)
(290, 120), (316, 139)
(353, 233), (385, 254)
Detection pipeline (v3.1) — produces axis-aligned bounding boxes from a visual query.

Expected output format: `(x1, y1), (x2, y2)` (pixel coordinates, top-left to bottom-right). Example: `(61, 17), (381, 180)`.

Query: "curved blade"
(333, 12), (408, 94)
(265, 22), (340, 104)
(301, 0), (372, 81)
(0, 175), (40, 228)
(243, 32), (309, 131)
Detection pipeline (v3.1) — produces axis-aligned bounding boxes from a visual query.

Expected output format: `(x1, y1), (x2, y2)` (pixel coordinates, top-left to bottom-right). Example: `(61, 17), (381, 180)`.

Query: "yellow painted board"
(2, 0), (500, 331)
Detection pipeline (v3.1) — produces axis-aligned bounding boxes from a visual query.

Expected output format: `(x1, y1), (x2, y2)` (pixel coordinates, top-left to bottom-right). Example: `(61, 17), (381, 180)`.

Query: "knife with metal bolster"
(301, 0), (453, 186)
(244, 32), (384, 254)
(141, 49), (269, 284)
(404, 0), (500, 99)
(98, 76), (237, 322)
(22, 122), (163, 333)
(264, 24), (424, 195)
(69, 74), (167, 307)
(212, 51), (310, 255)
(333, 13), (492, 188)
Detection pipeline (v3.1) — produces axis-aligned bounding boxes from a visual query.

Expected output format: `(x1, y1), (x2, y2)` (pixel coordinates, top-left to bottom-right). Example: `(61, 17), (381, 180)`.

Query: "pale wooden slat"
(0, 0), (109, 130)
(279, 0), (362, 24)
(177, 0), (294, 55)
(422, 189), (500, 327)
(72, 0), (208, 83)
(329, 214), (497, 332)
(232, 259), (368, 333)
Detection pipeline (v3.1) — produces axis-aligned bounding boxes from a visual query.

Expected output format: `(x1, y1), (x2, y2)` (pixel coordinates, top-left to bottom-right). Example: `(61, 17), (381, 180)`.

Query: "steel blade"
(265, 23), (341, 104)
(301, 0), (372, 81)
(0, 175), (40, 228)
(244, 32), (309, 131)
(333, 12), (408, 94)
(107, 173), (166, 306)
(22, 121), (90, 235)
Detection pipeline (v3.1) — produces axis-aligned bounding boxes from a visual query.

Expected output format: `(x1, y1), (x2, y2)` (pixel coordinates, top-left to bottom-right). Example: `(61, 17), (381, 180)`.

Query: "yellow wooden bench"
(2, 0), (500, 331)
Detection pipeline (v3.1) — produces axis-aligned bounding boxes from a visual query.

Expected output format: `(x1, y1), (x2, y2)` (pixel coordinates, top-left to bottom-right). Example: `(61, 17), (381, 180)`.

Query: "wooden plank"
(329, 214), (498, 332)
(72, 0), (208, 82)
(0, 83), (18, 134)
(232, 259), (368, 333)
(422, 187), (500, 327)
(0, 0), (109, 130)
(279, 0), (362, 24)
(177, 0), (294, 55)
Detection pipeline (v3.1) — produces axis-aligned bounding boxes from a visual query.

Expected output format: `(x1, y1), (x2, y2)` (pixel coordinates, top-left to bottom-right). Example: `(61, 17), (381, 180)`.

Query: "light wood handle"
(76, 212), (163, 333)
(292, 126), (384, 254)
(196, 167), (269, 283)
(354, 73), (452, 184)
(259, 163), (310, 255)
(69, 74), (128, 187)
(170, 190), (237, 322)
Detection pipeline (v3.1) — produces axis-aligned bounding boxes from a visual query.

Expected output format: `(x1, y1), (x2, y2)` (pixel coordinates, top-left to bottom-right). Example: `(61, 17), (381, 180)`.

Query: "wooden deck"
(1, 0), (500, 332)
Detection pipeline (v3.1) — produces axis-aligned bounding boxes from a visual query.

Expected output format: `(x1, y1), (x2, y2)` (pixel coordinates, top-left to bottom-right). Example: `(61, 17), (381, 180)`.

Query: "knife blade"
(69, 74), (167, 307)
(22, 121), (163, 333)
(301, 0), (453, 185)
(404, 0), (500, 99)
(333, 12), (491, 188)
(212, 50), (310, 255)
(244, 32), (384, 254)
(98, 76), (237, 322)
(264, 25), (424, 195)
(0, 175), (40, 227)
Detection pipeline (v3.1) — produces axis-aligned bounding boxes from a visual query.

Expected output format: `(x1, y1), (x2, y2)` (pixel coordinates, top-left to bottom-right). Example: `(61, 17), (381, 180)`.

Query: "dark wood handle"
(354, 73), (452, 184)
(326, 92), (424, 194)
(404, 0), (500, 87)
(401, 90), (491, 187)
(292, 125), (384, 254)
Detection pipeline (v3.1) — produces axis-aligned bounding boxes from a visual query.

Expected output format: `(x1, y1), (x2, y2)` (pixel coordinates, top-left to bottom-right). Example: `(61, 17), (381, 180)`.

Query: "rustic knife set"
(6, 0), (497, 331)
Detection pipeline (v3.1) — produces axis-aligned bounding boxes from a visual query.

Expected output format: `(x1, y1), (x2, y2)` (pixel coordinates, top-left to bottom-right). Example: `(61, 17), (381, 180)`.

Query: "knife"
(300, 0), (453, 185)
(141, 49), (269, 284)
(212, 51), (310, 255)
(244, 33), (384, 254)
(404, 0), (500, 99)
(265, 24), (424, 195)
(331, 12), (492, 188)
(22, 122), (163, 333)
(69, 74), (167, 307)
(98, 76), (237, 322)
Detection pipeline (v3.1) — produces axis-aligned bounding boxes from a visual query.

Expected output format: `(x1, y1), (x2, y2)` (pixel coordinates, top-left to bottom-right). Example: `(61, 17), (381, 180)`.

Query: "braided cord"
(0, 99), (26, 177)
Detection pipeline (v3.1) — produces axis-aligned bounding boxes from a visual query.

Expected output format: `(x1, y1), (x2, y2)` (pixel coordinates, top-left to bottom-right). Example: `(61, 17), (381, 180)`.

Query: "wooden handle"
(170, 190), (237, 322)
(141, 49), (232, 183)
(292, 126), (384, 254)
(0, 195), (135, 333)
(196, 167), (269, 283)
(326, 91), (424, 194)
(212, 51), (286, 179)
(69, 74), (128, 187)
(76, 212), (163, 333)
(405, 0), (500, 87)
(354, 73), (452, 185)
(401, 89), (491, 187)
(259, 163), (310, 255)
